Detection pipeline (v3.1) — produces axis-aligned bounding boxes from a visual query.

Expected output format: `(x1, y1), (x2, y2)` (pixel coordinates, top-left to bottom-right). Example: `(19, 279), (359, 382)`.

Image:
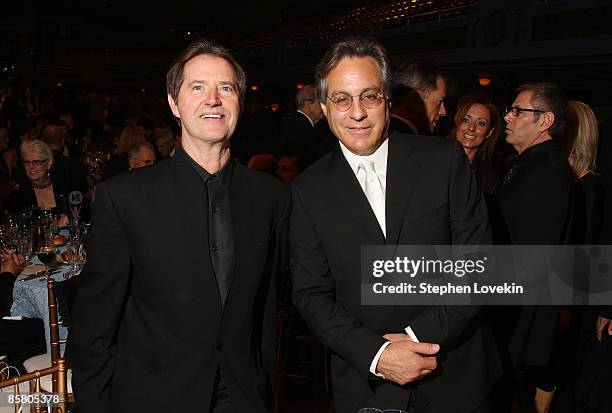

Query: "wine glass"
(36, 241), (56, 274)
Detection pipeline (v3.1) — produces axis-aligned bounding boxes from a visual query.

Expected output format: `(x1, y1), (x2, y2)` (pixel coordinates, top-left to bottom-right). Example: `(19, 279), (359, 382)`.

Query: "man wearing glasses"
(290, 37), (500, 413)
(127, 142), (156, 170)
(497, 83), (573, 413)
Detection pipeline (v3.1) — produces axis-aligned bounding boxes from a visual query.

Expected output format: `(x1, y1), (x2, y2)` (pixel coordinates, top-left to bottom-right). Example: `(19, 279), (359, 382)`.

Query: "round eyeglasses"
(327, 90), (385, 112)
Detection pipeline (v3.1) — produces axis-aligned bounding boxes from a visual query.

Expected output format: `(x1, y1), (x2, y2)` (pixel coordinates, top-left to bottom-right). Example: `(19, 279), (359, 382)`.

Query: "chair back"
(0, 359), (68, 412)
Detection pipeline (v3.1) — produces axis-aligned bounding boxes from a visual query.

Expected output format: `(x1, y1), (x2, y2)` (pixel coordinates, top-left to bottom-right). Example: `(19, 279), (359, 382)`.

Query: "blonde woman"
(567, 100), (604, 244)
(5, 140), (69, 226)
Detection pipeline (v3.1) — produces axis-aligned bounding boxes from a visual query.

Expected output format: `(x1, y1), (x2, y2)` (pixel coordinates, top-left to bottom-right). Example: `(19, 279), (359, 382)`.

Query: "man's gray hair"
(315, 37), (393, 103)
(395, 59), (444, 97)
(295, 84), (317, 109)
(128, 142), (156, 160)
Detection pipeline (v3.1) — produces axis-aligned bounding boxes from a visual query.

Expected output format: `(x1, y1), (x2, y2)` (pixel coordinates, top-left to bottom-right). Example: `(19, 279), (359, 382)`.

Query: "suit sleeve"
(71, 183), (132, 413)
(261, 187), (291, 394)
(290, 187), (386, 382)
(410, 142), (491, 348)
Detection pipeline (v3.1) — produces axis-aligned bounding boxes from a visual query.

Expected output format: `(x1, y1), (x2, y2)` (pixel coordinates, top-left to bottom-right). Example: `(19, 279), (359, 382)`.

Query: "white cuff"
(369, 341), (392, 377)
(404, 326), (419, 342)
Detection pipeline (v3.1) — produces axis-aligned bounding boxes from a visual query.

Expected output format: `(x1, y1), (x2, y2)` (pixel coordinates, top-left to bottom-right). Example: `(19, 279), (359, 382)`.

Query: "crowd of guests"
(0, 36), (611, 413)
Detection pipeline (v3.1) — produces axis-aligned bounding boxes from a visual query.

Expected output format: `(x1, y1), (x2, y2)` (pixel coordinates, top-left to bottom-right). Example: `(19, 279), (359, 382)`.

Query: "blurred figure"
(280, 84), (324, 168)
(276, 153), (302, 184)
(566, 101), (604, 244)
(450, 94), (501, 194)
(153, 127), (176, 158)
(127, 142), (156, 171)
(552, 101), (610, 413)
(246, 153), (278, 176)
(41, 123), (88, 196)
(393, 59), (447, 135)
(102, 124), (145, 180)
(0, 252), (46, 371)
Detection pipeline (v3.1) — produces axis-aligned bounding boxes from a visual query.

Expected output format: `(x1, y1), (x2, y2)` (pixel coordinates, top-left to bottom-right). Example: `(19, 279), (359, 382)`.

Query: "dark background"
(1, 0), (611, 117)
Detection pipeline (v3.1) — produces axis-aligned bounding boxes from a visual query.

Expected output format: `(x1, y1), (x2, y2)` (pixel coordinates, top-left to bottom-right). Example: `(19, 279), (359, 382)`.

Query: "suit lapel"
(329, 148), (385, 243)
(385, 133), (420, 245)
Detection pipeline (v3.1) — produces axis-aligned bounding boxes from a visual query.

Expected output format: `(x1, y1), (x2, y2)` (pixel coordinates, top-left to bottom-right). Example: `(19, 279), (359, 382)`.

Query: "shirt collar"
(339, 138), (389, 178)
(176, 145), (233, 186)
(297, 110), (315, 127)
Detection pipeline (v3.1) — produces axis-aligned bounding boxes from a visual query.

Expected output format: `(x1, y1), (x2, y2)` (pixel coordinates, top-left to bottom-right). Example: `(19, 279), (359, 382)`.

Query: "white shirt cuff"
(405, 326), (420, 342)
(369, 341), (392, 376)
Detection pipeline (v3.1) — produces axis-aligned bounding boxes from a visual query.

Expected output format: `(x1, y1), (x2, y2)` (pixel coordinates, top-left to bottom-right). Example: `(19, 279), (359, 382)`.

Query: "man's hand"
(0, 252), (25, 276)
(596, 316), (612, 342)
(376, 340), (439, 385)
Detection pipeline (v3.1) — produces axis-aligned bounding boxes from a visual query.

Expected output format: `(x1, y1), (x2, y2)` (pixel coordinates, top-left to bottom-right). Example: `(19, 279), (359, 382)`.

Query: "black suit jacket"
(290, 132), (501, 413)
(71, 150), (290, 413)
(496, 139), (574, 368)
(280, 112), (319, 166)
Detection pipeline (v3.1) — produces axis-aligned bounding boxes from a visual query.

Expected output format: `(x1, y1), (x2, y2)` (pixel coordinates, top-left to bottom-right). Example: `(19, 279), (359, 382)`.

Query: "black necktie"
(206, 174), (234, 307)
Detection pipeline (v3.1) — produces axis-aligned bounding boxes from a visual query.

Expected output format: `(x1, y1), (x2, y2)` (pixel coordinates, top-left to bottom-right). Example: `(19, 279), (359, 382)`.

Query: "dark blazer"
(389, 115), (418, 136)
(290, 132), (501, 413)
(280, 112), (319, 166)
(496, 139), (573, 367)
(71, 150), (290, 413)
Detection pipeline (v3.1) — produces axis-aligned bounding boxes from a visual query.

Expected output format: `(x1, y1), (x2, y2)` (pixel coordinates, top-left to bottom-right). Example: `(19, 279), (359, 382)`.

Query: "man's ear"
(321, 102), (328, 118)
(539, 111), (555, 132)
(167, 95), (180, 119)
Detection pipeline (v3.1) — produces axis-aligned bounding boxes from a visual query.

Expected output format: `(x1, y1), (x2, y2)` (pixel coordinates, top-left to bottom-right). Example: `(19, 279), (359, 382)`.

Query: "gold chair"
(0, 359), (68, 413)
(21, 278), (73, 412)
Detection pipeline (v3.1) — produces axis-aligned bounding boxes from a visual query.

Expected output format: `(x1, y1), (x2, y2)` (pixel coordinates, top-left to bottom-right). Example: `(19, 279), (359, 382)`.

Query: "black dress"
(554, 174), (611, 413)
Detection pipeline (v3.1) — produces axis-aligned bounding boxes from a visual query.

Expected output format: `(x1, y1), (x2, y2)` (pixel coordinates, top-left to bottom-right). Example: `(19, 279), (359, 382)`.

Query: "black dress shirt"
(179, 147), (235, 307)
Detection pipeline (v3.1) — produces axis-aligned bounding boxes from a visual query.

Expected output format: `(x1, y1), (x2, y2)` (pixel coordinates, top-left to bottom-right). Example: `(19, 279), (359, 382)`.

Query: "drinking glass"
(36, 241), (56, 274)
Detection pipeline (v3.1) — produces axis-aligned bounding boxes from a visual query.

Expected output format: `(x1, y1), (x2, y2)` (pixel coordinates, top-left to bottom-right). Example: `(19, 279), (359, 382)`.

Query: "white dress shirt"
(339, 138), (419, 377)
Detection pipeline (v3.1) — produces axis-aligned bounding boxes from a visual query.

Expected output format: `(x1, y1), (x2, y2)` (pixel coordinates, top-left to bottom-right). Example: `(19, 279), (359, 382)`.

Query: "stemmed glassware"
(36, 240), (56, 275)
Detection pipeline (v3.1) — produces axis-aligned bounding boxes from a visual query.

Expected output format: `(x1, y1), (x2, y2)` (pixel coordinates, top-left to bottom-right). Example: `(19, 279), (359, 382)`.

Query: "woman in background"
(449, 94), (501, 194)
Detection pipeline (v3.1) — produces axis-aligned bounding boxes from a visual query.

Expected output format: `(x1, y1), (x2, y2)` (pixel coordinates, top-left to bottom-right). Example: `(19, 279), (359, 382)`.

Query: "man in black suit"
(290, 37), (500, 413)
(280, 84), (324, 167)
(71, 39), (289, 413)
(497, 82), (573, 413)
(391, 59), (447, 136)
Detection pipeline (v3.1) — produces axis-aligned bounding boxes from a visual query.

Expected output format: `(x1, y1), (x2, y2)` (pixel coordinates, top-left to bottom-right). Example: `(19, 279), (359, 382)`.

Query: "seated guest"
(41, 122), (90, 220)
(127, 142), (156, 171)
(247, 153), (278, 177)
(449, 94), (501, 195)
(102, 124), (145, 181)
(279, 84), (324, 168)
(0, 252), (46, 372)
(276, 152), (303, 184)
(5, 140), (71, 226)
(153, 127), (176, 159)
